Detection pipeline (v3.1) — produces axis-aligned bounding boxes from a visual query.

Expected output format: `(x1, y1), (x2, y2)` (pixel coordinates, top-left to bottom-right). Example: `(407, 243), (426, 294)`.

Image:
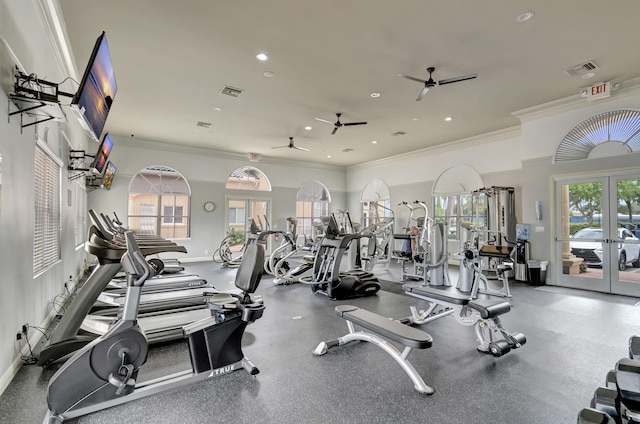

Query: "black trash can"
(528, 260), (541, 286)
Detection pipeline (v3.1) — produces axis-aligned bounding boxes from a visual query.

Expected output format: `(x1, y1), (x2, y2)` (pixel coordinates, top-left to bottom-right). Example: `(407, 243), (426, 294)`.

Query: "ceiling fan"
(272, 137), (309, 152)
(399, 66), (478, 101)
(315, 113), (367, 135)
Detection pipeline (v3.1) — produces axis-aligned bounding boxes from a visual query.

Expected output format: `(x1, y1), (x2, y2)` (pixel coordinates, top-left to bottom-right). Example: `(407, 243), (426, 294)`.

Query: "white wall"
(0, 0), (91, 394)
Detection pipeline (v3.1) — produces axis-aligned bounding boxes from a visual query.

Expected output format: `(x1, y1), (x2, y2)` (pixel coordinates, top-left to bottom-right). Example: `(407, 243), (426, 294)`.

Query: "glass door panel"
(610, 175), (640, 296)
(555, 174), (640, 296)
(226, 198), (271, 253)
(555, 178), (609, 292)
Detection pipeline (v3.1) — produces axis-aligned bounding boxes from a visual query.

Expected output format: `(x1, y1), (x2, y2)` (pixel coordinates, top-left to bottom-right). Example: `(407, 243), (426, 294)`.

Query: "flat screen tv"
(70, 31), (117, 142)
(101, 161), (116, 190)
(90, 132), (114, 174)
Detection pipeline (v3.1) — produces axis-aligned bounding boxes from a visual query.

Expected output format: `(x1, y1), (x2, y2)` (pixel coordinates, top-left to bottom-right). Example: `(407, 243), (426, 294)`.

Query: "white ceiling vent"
(220, 86), (243, 97)
(563, 60), (599, 77)
(196, 121), (211, 128)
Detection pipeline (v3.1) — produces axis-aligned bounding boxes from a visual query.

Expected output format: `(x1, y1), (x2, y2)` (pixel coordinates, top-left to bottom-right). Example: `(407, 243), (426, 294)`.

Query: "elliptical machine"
(43, 232), (266, 423)
(309, 214), (380, 300)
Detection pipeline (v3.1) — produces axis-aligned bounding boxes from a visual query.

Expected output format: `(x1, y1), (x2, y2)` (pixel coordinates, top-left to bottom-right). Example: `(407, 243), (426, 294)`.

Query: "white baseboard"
(0, 307), (57, 396)
(180, 257), (214, 263)
(0, 274), (83, 396)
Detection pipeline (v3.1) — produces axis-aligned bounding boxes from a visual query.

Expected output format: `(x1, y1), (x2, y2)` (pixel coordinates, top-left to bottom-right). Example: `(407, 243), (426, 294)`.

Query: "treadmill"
(38, 224), (191, 366)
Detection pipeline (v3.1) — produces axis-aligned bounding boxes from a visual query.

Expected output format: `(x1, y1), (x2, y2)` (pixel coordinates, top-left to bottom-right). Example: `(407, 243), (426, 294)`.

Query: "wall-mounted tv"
(90, 132), (113, 174)
(70, 31), (117, 142)
(101, 161), (116, 190)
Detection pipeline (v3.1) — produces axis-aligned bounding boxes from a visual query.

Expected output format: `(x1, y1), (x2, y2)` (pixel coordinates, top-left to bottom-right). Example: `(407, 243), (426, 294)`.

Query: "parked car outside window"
(570, 227), (640, 271)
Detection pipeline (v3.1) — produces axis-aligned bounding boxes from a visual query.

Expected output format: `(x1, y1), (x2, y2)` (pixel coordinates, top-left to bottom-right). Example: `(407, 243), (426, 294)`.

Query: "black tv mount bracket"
(8, 70), (74, 132)
(68, 150), (96, 182)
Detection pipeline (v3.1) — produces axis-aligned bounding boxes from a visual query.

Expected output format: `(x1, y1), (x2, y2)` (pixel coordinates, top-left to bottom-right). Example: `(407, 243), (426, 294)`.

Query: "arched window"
(432, 164), (485, 240)
(296, 180), (330, 237)
(554, 109), (640, 163)
(128, 166), (191, 238)
(360, 178), (392, 230)
(225, 166), (271, 191)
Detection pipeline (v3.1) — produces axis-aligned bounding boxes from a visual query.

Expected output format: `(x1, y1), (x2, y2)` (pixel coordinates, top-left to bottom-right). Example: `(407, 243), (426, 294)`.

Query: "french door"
(555, 173), (640, 296)
(226, 197), (271, 251)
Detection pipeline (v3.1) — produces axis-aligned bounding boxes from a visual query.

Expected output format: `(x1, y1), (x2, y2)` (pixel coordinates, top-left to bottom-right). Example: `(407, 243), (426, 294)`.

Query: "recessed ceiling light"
(412, 117), (419, 121)
(370, 92), (381, 98)
(516, 11), (535, 23)
(371, 140), (377, 144)
(444, 116), (452, 121)
(327, 155), (332, 158)
(213, 107), (223, 112)
(263, 71), (274, 78)
(304, 126), (312, 131)
(256, 53), (268, 61)
(582, 72), (596, 79)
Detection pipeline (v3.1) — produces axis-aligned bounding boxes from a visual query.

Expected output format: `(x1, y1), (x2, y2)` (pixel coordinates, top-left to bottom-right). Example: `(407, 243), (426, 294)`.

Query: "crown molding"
(512, 76), (640, 122)
(111, 135), (346, 172)
(347, 126), (521, 171)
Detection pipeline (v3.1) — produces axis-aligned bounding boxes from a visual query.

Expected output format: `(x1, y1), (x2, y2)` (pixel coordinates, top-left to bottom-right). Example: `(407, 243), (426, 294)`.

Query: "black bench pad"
(468, 299), (511, 318)
(402, 284), (471, 305)
(335, 305), (432, 349)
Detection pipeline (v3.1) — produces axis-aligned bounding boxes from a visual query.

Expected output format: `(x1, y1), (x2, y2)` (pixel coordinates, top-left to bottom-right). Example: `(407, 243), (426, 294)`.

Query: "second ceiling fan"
(272, 137), (309, 152)
(399, 66), (477, 101)
(315, 113), (367, 135)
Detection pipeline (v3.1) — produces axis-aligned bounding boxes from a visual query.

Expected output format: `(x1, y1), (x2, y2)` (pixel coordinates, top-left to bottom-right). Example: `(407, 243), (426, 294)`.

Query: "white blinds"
(33, 143), (61, 276)
(74, 181), (86, 247)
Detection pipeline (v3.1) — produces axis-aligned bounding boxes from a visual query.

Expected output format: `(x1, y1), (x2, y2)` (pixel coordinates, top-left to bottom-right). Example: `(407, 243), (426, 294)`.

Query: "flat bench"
(313, 305), (434, 395)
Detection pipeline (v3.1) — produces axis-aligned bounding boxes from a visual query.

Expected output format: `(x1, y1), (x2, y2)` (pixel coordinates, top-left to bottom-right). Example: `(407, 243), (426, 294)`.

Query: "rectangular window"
(434, 193), (486, 241)
(229, 207), (246, 224)
(296, 200), (329, 237)
(33, 142), (61, 276)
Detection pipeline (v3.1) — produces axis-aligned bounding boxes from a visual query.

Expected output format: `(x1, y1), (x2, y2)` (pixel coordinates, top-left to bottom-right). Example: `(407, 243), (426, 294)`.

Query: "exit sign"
(586, 81), (611, 101)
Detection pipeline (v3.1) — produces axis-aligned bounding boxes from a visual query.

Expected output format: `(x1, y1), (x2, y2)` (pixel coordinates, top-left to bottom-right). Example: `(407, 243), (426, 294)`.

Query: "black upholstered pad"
(235, 242), (264, 294)
(402, 284), (471, 305)
(393, 233), (411, 240)
(468, 299), (511, 318)
(335, 305), (432, 349)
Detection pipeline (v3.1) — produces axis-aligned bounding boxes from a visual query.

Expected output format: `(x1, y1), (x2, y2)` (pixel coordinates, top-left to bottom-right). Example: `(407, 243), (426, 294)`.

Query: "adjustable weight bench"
(403, 283), (526, 357)
(313, 305), (434, 395)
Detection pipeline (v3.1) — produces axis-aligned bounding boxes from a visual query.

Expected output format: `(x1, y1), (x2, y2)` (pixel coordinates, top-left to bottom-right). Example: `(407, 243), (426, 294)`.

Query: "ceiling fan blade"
(331, 127), (338, 135)
(271, 146), (287, 149)
(399, 74), (426, 84)
(315, 118), (334, 125)
(416, 86), (430, 101)
(438, 73), (478, 86)
(294, 146), (310, 152)
(343, 122), (367, 126)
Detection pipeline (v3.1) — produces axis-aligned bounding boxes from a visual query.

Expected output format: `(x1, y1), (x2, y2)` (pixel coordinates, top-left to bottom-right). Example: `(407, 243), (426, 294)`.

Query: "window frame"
(33, 140), (62, 277)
